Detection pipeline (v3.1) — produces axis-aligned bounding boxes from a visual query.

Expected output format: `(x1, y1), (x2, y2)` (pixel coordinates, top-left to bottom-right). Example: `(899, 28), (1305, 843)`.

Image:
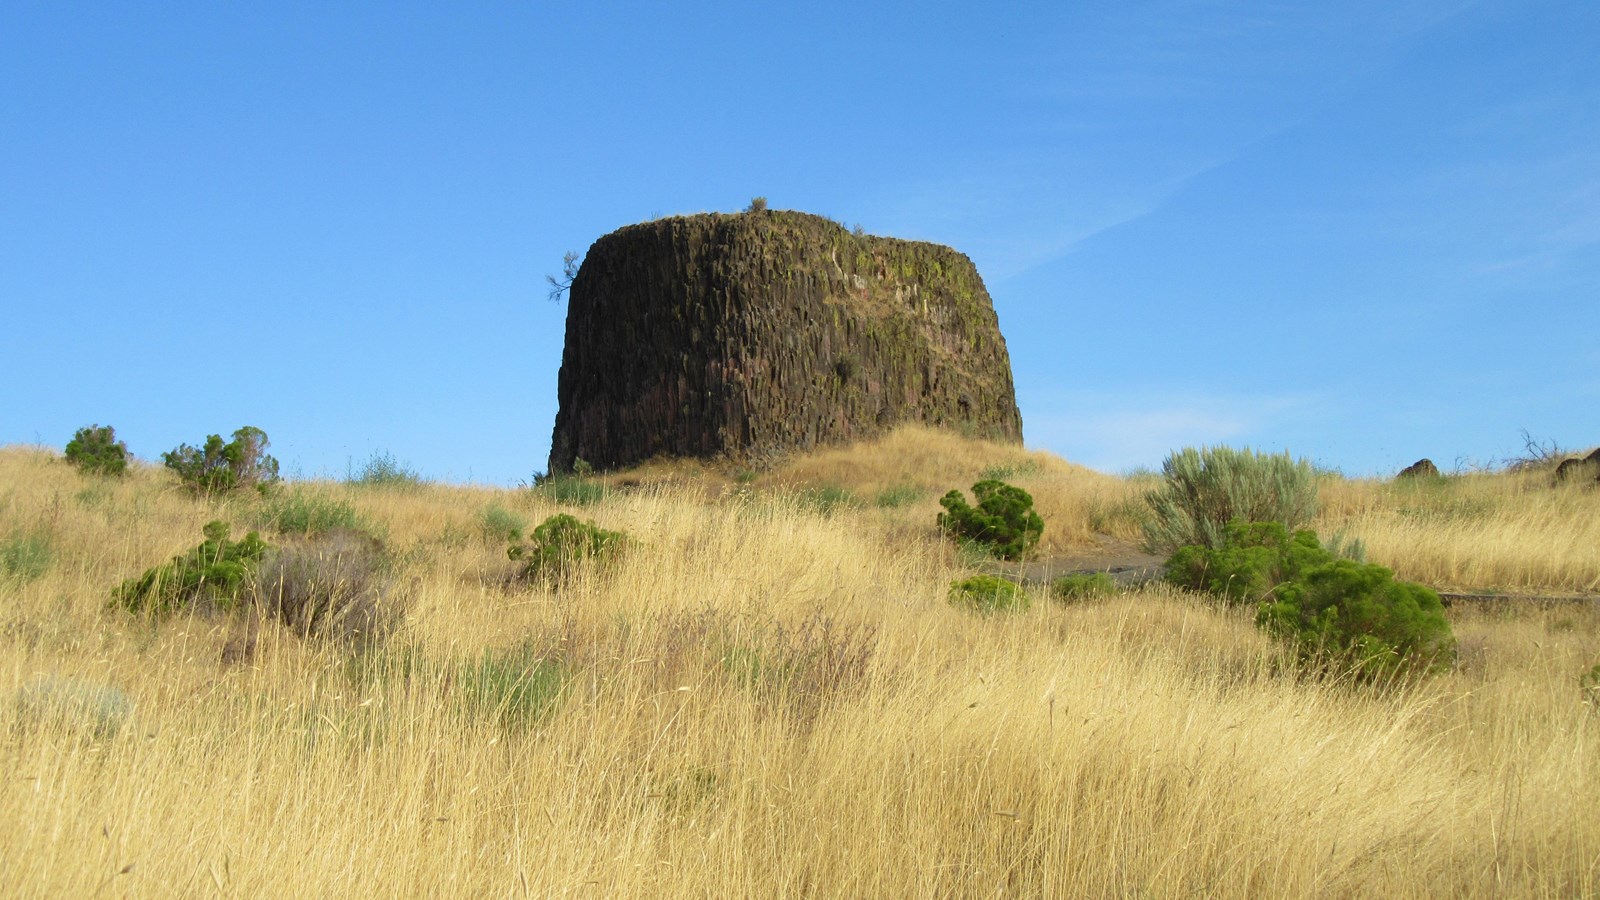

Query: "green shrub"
(256, 490), (366, 537)
(949, 575), (1029, 613)
(1165, 521), (1328, 606)
(162, 426), (280, 495)
(1051, 572), (1117, 602)
(1142, 446), (1318, 552)
(114, 520), (271, 614)
(64, 424), (129, 477)
(0, 530), (53, 582)
(1258, 560), (1456, 679)
(479, 503), (528, 544)
(1166, 520), (1455, 678)
(348, 450), (426, 489)
(508, 514), (627, 582)
(937, 479), (1044, 561)
(1583, 664), (1600, 709)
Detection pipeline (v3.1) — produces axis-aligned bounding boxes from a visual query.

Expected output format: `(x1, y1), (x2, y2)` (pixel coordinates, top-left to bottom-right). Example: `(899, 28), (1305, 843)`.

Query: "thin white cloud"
(1432, 152), (1600, 282)
(860, 0), (1491, 282)
(1021, 390), (1324, 473)
(869, 148), (1247, 281)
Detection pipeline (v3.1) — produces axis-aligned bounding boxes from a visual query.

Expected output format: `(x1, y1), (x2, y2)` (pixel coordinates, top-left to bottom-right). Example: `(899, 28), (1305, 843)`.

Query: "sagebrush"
(250, 529), (394, 643)
(1143, 446), (1318, 552)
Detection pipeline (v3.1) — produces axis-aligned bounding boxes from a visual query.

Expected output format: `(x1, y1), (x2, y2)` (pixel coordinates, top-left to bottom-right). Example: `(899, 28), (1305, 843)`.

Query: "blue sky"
(3, 1), (1595, 482)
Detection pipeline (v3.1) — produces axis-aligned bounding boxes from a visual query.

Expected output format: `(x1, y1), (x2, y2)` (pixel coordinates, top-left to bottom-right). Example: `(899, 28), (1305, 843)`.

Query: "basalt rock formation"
(549, 210), (1023, 473)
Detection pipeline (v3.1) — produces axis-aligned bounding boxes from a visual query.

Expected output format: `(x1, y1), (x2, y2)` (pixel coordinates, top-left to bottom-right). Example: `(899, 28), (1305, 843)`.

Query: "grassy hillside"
(1, 430), (1596, 897)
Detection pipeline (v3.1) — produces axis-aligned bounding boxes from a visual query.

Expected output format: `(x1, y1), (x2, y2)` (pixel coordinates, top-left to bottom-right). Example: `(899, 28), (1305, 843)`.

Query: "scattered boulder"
(1397, 458), (1441, 479)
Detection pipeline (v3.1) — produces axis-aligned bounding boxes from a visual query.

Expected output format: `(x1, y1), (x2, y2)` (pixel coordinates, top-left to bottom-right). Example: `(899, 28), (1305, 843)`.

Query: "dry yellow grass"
(1, 437), (1597, 897)
(752, 425), (1148, 552)
(1316, 470), (1600, 593)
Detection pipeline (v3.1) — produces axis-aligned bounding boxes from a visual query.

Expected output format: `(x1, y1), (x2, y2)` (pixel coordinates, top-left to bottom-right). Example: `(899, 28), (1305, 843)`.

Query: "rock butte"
(549, 210), (1023, 473)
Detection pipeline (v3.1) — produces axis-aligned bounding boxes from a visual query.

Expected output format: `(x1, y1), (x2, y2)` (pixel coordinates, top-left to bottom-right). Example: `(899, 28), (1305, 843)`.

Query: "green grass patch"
(530, 475), (608, 507)
(479, 503), (528, 543)
(979, 460), (1041, 481)
(796, 484), (858, 516)
(873, 483), (928, 509)
(0, 530), (53, 582)
(456, 644), (566, 730)
(256, 489), (368, 537)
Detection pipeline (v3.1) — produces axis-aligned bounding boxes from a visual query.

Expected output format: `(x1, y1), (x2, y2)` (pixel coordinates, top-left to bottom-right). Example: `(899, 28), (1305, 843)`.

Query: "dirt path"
(976, 536), (1167, 587)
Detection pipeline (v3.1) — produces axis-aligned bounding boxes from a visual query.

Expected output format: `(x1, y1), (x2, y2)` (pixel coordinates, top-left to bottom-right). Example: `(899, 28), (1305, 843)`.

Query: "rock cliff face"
(549, 210), (1023, 473)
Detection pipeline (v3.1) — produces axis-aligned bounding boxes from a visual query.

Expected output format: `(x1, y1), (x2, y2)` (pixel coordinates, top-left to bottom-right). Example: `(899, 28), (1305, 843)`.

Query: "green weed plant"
(508, 514), (627, 583)
(949, 575), (1029, 614)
